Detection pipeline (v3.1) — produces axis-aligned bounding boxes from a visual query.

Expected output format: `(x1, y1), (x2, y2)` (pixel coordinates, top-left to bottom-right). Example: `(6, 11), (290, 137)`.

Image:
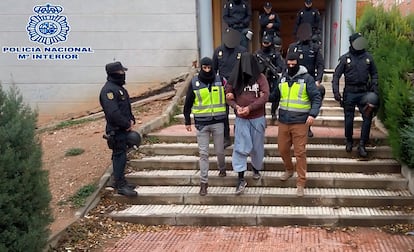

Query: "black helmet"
(361, 92), (379, 107)
(127, 130), (141, 149)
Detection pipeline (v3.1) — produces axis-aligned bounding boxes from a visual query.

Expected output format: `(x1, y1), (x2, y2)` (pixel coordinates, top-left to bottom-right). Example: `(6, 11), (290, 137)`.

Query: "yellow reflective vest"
(279, 79), (311, 113)
(191, 75), (226, 119)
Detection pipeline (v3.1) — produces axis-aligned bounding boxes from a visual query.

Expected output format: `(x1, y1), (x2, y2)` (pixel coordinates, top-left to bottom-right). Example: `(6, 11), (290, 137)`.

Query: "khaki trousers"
(277, 122), (308, 187)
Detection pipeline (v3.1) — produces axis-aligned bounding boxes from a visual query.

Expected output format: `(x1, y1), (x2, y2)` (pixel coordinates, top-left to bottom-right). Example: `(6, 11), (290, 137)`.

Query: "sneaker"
(297, 186), (305, 197)
(218, 170), (227, 177)
(252, 172), (261, 180)
(345, 141), (353, 153)
(280, 171), (294, 181)
(307, 127), (314, 138)
(224, 138), (232, 149)
(358, 145), (368, 158)
(235, 179), (247, 195)
(199, 183), (208, 196)
(117, 185), (138, 197)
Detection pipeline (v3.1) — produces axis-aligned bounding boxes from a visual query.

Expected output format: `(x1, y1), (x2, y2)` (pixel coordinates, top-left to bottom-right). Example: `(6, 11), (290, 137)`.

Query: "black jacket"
(99, 81), (135, 133)
(332, 49), (379, 94)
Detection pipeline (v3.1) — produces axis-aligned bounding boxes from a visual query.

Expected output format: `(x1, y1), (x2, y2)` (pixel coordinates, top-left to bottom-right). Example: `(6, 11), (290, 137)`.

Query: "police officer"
(256, 34), (285, 121)
(276, 51), (321, 197)
(223, 0), (252, 48)
(294, 0), (321, 40)
(183, 57), (227, 196)
(288, 23), (325, 137)
(332, 33), (379, 158)
(99, 61), (137, 197)
(213, 28), (247, 148)
(259, 2), (281, 42)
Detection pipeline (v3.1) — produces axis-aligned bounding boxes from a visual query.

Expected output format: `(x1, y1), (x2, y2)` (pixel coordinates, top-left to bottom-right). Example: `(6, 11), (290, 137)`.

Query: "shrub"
(357, 6), (414, 165)
(0, 85), (53, 251)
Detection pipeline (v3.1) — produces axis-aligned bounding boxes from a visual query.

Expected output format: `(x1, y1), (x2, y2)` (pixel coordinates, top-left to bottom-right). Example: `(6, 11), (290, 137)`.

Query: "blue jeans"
(232, 116), (266, 173)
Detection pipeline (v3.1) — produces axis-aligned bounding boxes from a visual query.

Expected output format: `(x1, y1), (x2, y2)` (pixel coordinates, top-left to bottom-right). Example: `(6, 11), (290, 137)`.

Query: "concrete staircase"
(108, 74), (414, 227)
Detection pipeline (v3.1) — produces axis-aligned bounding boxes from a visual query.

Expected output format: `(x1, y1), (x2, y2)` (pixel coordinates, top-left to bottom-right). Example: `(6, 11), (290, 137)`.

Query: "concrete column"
(340, 0), (356, 56)
(329, 0), (341, 68)
(324, 0), (332, 69)
(198, 0), (214, 59)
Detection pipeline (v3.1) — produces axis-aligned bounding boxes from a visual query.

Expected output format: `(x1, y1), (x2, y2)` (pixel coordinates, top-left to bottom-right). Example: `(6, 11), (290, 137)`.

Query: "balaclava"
(198, 57), (215, 85)
(286, 51), (300, 77)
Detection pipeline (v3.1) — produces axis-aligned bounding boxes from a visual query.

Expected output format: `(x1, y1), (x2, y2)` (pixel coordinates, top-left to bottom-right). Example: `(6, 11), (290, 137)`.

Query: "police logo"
(195, 81), (200, 87)
(26, 4), (70, 45)
(366, 58), (371, 64)
(106, 92), (114, 100)
(299, 54), (304, 59)
(347, 58), (351, 64)
(237, 53), (241, 59)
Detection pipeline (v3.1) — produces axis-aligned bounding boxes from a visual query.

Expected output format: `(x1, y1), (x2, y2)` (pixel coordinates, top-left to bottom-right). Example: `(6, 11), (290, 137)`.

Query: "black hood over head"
(228, 52), (261, 95)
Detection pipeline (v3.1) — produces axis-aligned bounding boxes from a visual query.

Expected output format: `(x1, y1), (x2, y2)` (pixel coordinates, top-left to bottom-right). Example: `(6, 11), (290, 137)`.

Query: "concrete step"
(110, 186), (412, 207)
(146, 125), (388, 145)
(175, 114), (365, 128)
(128, 156), (401, 173)
(125, 170), (407, 190)
(178, 104), (355, 117)
(138, 143), (393, 159)
(109, 204), (414, 227)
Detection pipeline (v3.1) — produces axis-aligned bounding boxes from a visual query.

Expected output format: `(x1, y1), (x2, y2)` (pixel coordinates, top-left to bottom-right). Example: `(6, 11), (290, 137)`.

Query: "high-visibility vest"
(279, 79), (311, 112)
(191, 75), (226, 119)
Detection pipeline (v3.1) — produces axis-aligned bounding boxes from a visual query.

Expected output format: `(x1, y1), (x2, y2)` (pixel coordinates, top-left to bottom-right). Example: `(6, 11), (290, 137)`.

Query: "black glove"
(334, 92), (341, 102)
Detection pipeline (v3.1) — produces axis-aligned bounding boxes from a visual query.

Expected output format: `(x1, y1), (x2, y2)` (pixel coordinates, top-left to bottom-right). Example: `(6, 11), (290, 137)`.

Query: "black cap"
(286, 51), (300, 61)
(264, 2), (272, 8)
(349, 32), (367, 50)
(305, 0), (312, 4)
(200, 57), (213, 66)
(349, 32), (362, 43)
(262, 35), (272, 43)
(105, 61), (128, 74)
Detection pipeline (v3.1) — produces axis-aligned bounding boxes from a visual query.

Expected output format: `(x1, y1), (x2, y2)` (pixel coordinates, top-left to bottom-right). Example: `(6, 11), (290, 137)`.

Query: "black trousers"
(343, 92), (373, 144)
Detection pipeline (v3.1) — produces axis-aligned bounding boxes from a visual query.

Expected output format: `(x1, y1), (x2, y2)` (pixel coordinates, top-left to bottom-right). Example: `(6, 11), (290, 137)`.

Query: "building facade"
(0, 0), (358, 124)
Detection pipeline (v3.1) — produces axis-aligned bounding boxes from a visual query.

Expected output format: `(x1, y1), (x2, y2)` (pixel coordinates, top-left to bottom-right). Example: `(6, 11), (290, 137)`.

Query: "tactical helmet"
(127, 130), (141, 149)
(361, 92), (379, 107)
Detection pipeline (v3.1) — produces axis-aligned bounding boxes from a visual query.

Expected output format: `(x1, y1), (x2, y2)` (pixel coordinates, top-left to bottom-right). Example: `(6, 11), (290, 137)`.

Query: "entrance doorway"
(212, 0), (326, 56)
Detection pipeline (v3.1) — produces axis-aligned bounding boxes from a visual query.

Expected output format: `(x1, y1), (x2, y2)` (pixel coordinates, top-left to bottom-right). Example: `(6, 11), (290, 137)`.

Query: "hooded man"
(225, 52), (269, 195)
(99, 61), (137, 197)
(331, 32), (379, 158)
(275, 51), (321, 197)
(213, 27), (248, 148)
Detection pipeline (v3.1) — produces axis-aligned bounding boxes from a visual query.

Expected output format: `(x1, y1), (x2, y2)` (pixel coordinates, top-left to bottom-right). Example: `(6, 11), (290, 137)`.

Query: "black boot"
(358, 143), (368, 158)
(115, 180), (138, 197)
(345, 140), (353, 153)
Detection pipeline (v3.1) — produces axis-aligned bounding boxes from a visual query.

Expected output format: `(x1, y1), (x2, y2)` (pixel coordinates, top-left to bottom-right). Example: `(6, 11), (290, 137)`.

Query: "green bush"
(0, 85), (53, 251)
(357, 6), (414, 165)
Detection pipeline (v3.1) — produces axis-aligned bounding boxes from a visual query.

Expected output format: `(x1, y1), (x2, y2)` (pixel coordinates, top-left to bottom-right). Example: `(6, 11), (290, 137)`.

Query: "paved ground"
(104, 226), (414, 252)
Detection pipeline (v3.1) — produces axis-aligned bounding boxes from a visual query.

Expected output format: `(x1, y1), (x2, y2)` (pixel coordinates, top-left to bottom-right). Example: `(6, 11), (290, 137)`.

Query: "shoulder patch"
(106, 92), (114, 100)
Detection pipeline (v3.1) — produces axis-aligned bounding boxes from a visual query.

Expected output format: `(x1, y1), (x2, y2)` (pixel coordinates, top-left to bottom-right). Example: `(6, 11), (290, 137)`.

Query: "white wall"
(0, 0), (198, 124)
